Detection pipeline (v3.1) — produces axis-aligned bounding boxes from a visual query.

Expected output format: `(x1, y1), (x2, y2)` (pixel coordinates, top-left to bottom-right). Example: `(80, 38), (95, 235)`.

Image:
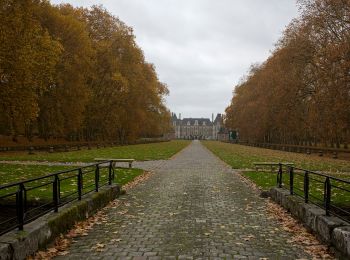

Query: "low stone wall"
(0, 184), (120, 260)
(270, 187), (350, 258)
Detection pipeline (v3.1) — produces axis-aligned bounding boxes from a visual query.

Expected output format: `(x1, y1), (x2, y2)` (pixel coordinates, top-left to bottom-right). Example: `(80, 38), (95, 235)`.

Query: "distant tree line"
(225, 0), (349, 148)
(0, 0), (171, 143)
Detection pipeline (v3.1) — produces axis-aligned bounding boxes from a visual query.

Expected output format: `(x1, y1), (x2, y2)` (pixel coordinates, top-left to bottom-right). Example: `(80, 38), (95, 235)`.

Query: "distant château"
(171, 113), (222, 140)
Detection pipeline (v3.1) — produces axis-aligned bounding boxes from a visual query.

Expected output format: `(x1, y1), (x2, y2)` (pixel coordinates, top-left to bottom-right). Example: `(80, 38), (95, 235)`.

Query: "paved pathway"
(57, 141), (309, 259)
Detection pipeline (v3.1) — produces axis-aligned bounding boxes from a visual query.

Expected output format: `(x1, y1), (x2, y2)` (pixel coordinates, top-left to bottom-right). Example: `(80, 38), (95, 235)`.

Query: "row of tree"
(0, 0), (171, 143)
(225, 0), (349, 148)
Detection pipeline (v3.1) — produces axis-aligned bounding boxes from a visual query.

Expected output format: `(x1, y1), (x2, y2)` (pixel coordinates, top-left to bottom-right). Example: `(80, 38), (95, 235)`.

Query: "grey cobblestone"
(55, 141), (309, 259)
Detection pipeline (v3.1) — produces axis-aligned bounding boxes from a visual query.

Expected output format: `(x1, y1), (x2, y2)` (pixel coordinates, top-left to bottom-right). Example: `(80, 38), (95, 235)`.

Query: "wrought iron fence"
(277, 163), (350, 221)
(0, 161), (115, 235)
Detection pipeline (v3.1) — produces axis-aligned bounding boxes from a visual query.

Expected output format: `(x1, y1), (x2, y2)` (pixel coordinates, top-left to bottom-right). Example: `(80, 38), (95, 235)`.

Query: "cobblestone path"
(57, 141), (309, 259)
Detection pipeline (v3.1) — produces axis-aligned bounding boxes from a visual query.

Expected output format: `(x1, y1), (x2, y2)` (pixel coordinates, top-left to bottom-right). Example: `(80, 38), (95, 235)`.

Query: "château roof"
(171, 113), (222, 126)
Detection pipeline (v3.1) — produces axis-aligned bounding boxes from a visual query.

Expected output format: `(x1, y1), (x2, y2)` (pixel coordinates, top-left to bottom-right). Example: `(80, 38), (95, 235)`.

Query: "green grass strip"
(0, 140), (190, 162)
(0, 164), (143, 202)
(202, 141), (350, 173)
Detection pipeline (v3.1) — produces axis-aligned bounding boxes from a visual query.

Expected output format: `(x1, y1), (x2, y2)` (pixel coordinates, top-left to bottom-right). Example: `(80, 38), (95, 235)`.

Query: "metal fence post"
(108, 161), (113, 185)
(23, 188), (27, 213)
(78, 169), (83, 200)
(95, 165), (100, 192)
(277, 163), (282, 188)
(304, 171), (309, 203)
(53, 175), (59, 212)
(289, 167), (294, 195)
(325, 177), (331, 216)
(16, 184), (25, 231)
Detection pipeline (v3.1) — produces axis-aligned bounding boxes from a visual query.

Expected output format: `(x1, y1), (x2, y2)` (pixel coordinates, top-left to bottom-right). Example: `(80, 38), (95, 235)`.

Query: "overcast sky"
(52, 0), (299, 119)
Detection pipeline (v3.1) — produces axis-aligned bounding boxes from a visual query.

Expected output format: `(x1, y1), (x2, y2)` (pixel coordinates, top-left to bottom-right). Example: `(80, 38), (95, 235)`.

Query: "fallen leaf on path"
(123, 171), (153, 191)
(95, 243), (105, 248)
(242, 234), (255, 241)
(118, 209), (128, 215)
(57, 251), (69, 256)
(266, 199), (334, 259)
(29, 204), (112, 259)
(110, 238), (122, 242)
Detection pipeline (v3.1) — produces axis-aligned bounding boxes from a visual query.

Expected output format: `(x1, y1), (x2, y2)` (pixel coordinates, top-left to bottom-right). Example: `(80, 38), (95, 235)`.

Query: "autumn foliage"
(0, 0), (171, 143)
(225, 0), (350, 148)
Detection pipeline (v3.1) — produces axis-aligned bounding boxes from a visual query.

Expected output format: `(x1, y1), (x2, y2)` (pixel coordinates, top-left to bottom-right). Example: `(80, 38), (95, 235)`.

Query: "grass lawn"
(0, 164), (73, 185)
(0, 140), (190, 162)
(243, 171), (277, 190)
(203, 141), (350, 207)
(0, 164), (143, 202)
(202, 141), (350, 173)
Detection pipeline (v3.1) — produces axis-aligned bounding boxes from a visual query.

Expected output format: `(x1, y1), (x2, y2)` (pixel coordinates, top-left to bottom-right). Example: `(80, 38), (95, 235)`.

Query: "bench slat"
(94, 158), (134, 162)
(94, 158), (135, 168)
(253, 162), (294, 171)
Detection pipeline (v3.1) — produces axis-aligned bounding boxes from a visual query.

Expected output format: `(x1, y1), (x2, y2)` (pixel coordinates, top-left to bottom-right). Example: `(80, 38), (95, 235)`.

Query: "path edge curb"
(0, 184), (120, 260)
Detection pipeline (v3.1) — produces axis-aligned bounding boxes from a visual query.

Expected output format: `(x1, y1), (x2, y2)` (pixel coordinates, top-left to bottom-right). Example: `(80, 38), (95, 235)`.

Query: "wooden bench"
(94, 158), (135, 168)
(253, 162), (294, 171)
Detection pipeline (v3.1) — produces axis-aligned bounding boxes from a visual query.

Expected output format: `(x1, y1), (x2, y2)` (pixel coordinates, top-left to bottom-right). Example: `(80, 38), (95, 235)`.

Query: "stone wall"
(270, 187), (350, 258)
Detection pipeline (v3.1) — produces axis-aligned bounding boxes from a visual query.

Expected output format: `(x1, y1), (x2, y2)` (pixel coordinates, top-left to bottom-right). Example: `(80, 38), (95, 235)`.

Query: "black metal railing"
(0, 161), (115, 235)
(277, 163), (350, 221)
